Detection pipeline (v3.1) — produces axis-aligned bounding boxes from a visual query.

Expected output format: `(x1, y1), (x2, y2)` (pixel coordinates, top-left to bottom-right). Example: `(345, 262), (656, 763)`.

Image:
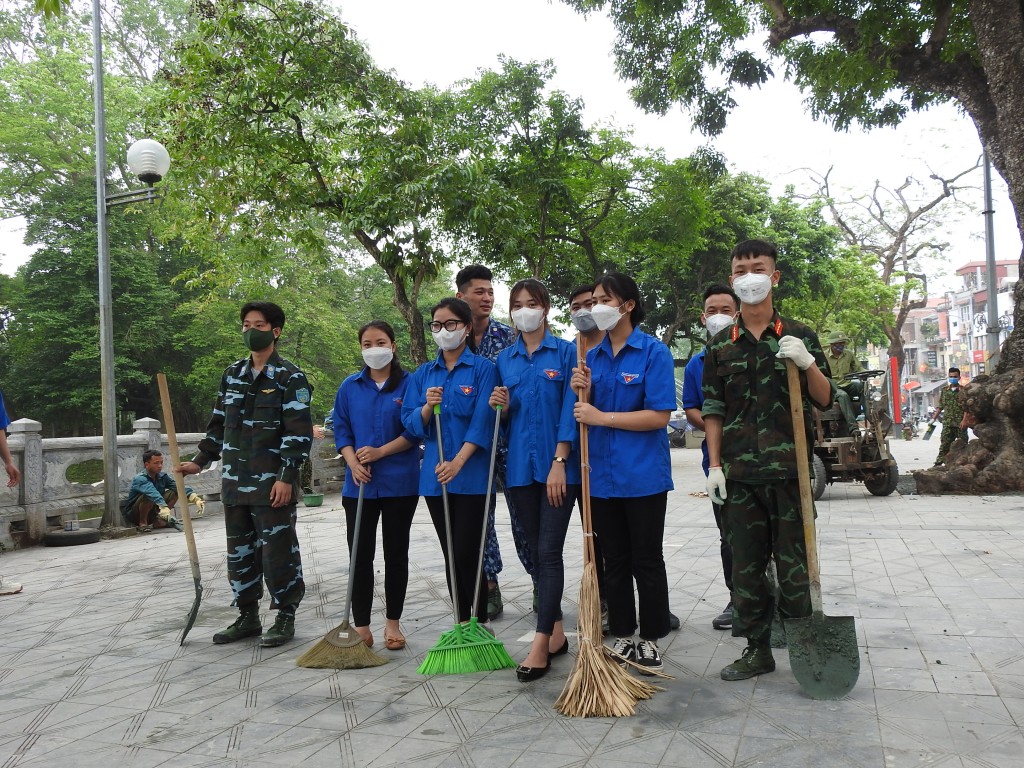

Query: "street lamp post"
(92, 1), (170, 528)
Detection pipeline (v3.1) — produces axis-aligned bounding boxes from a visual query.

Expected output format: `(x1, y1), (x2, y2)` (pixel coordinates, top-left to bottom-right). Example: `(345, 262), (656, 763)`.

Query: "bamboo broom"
(555, 334), (664, 717)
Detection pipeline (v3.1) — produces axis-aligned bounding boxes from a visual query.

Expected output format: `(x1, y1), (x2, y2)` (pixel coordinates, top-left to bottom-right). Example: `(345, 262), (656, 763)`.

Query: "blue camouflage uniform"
(475, 318), (535, 585)
(193, 350), (313, 614)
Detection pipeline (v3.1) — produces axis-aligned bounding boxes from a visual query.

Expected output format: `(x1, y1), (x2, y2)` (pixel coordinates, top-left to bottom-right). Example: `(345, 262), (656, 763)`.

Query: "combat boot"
(720, 641), (776, 681)
(212, 605), (262, 644)
(260, 612), (295, 647)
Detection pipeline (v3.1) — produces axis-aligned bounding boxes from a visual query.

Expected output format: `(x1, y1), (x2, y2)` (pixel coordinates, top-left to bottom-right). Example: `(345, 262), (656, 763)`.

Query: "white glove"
(707, 467), (727, 505)
(157, 505), (174, 522)
(776, 335), (815, 370)
(187, 492), (205, 518)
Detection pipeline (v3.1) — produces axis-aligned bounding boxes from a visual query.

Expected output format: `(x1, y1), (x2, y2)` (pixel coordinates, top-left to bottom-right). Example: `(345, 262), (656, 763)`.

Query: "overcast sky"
(2, 0), (1018, 293)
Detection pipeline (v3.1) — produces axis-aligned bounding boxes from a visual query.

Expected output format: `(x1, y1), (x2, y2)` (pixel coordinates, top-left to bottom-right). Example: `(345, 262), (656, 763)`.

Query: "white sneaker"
(635, 639), (663, 674)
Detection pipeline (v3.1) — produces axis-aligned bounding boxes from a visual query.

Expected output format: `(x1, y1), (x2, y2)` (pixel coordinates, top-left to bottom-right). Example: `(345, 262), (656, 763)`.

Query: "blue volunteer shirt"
(497, 331), (581, 487)
(333, 368), (420, 499)
(401, 348), (500, 496)
(586, 326), (676, 498)
(0, 389), (10, 430)
(681, 350), (710, 475)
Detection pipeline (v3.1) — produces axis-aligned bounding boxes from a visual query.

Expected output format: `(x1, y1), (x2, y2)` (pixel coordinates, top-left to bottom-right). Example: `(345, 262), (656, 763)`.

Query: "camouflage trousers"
(482, 461), (536, 583)
(723, 479), (811, 644)
(224, 503), (305, 614)
(935, 426), (969, 465)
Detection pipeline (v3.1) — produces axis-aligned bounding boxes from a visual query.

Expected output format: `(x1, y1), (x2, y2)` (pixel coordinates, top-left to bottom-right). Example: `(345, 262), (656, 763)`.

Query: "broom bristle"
(296, 636), (389, 669)
(555, 562), (662, 717)
(417, 620), (516, 675)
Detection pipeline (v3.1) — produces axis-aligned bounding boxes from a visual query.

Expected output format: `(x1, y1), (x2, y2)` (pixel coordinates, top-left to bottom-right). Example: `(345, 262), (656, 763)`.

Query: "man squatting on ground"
(703, 239), (835, 680)
(179, 301), (314, 648)
(122, 449), (204, 532)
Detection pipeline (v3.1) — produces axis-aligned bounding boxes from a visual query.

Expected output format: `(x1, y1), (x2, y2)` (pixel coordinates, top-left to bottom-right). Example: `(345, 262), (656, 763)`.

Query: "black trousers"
(425, 493), (489, 623)
(590, 493), (670, 641)
(341, 494), (418, 626)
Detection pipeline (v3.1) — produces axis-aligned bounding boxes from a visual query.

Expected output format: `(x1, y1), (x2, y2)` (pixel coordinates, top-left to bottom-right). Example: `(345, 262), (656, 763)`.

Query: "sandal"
(384, 630), (406, 651)
(136, 524), (153, 532)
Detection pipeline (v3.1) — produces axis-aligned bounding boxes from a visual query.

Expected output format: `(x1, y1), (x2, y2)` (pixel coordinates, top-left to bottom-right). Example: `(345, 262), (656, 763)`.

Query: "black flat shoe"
(515, 661), (550, 682)
(549, 638), (570, 657)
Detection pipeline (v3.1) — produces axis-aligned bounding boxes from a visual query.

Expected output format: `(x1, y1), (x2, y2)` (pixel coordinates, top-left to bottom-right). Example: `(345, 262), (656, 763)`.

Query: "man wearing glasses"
(179, 301), (313, 648)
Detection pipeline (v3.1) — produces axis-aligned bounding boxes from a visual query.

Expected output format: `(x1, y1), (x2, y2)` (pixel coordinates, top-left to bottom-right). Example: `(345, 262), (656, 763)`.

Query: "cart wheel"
(864, 463), (899, 496)
(811, 454), (827, 500)
(43, 528), (101, 547)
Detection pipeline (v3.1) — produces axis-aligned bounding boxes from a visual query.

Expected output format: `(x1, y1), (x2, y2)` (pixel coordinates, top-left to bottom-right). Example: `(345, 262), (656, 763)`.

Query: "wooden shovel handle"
(157, 374), (201, 579)
(784, 360), (823, 615)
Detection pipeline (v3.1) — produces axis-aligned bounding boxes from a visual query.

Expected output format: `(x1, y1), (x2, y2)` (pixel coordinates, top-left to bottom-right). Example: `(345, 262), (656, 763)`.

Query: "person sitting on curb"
(122, 449), (204, 532)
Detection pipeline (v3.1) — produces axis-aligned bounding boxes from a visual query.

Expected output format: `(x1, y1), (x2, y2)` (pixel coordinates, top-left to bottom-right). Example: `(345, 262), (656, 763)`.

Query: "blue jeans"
(507, 483), (578, 634)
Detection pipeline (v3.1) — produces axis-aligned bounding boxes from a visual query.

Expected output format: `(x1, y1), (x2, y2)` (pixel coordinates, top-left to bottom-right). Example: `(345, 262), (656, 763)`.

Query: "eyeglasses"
(429, 319), (464, 333)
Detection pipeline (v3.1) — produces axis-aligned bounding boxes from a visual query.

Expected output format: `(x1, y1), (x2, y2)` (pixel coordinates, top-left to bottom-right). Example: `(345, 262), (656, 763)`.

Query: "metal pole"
(92, 0), (119, 528)
(982, 150), (1001, 372)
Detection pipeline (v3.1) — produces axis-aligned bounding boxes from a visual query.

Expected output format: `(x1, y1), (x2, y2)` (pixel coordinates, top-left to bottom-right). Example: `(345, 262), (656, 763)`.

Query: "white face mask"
(705, 313), (734, 337)
(432, 327), (466, 351)
(511, 306), (545, 334)
(361, 347), (394, 370)
(732, 272), (773, 305)
(571, 309), (598, 333)
(590, 303), (624, 331)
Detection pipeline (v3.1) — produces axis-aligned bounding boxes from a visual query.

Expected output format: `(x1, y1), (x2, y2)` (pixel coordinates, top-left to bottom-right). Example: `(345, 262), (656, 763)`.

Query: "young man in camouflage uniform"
(455, 264), (531, 619)
(179, 301), (313, 647)
(934, 366), (968, 466)
(702, 240), (835, 681)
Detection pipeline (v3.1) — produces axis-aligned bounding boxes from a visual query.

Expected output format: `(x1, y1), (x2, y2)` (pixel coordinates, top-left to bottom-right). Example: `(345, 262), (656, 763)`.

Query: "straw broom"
(555, 334), (664, 717)
(296, 481), (389, 670)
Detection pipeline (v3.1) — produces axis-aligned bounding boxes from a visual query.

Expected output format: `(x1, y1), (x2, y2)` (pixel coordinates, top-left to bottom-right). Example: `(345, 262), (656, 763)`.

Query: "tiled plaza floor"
(1, 438), (1022, 767)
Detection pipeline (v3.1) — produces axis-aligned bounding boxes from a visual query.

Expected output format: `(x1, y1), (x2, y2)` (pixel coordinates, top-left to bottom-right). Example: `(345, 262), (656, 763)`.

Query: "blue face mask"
(948, 377), (960, 386)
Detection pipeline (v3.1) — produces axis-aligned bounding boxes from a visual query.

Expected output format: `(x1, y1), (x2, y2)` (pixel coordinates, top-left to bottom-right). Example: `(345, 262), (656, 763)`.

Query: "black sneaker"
(635, 640), (663, 674)
(608, 637), (636, 665)
(712, 601), (733, 630)
(486, 584), (503, 621)
(601, 601), (609, 636)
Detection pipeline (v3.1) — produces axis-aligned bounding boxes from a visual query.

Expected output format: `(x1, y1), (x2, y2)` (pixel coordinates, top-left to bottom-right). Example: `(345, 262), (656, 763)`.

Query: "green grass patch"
(66, 459), (104, 485)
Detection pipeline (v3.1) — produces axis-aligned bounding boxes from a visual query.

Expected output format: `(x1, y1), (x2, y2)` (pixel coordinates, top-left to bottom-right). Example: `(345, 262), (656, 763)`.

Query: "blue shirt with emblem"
(333, 368), (420, 499)
(682, 350), (710, 475)
(401, 348), (500, 496)
(585, 327), (676, 498)
(496, 331), (581, 487)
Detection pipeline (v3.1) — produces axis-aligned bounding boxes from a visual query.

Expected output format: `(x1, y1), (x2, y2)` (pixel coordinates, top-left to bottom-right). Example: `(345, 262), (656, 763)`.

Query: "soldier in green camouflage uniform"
(179, 301), (313, 647)
(703, 240), (835, 682)
(934, 366), (968, 466)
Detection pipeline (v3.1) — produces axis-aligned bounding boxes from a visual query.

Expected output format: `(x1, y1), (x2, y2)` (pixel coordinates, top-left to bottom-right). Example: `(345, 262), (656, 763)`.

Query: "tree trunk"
(914, 370), (1024, 493)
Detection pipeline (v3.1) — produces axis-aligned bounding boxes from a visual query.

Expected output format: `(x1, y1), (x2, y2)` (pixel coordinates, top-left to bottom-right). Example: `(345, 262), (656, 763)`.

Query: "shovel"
(922, 409), (942, 441)
(782, 360), (859, 699)
(156, 374), (203, 645)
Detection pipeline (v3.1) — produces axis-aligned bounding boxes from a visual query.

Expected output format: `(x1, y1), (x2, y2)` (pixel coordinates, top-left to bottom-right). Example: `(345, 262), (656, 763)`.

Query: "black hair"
(948, 367), (961, 376)
(358, 320), (405, 393)
(731, 239), (778, 265)
(142, 449), (163, 465)
(509, 278), (551, 320)
(240, 301), (286, 340)
(568, 283), (595, 304)
(455, 264), (493, 293)
(702, 283), (740, 310)
(593, 272), (645, 327)
(430, 297), (477, 353)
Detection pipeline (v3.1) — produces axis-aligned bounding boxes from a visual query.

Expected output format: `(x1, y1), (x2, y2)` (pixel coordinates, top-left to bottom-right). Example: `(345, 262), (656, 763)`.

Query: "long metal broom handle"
(341, 480), (366, 625)
(472, 405), (503, 618)
(434, 405), (461, 626)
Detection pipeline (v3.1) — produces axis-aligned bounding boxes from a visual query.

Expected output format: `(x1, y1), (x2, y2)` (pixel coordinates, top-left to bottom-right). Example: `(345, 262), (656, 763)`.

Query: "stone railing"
(1, 417), (343, 549)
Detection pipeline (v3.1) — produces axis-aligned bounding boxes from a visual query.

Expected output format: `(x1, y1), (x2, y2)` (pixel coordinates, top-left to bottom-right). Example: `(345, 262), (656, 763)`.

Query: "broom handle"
(341, 480), (366, 625)
(785, 360), (823, 616)
(575, 334), (594, 566)
(156, 375), (200, 580)
(471, 405), (502, 618)
(434, 405), (461, 626)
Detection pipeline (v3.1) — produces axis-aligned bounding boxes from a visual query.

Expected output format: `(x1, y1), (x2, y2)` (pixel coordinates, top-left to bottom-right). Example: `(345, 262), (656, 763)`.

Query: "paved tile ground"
(1, 438), (1022, 767)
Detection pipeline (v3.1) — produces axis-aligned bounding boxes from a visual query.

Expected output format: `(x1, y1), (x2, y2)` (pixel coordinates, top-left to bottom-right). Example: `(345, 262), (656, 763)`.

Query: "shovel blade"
(784, 613), (859, 700)
(923, 424), (937, 440)
(179, 580), (203, 646)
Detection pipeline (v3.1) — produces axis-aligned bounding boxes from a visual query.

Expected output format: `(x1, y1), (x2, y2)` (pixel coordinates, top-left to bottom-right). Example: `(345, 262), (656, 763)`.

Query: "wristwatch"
(552, 456), (567, 464)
